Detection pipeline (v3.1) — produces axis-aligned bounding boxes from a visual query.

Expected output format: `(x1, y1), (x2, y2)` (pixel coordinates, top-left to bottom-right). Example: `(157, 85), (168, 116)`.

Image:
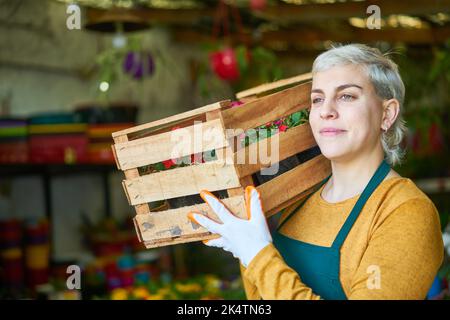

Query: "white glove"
(188, 186), (272, 268)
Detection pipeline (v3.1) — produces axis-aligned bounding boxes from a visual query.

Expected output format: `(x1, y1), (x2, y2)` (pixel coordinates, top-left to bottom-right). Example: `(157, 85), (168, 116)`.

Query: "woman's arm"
(347, 198), (444, 299)
(239, 203), (303, 300)
(243, 243), (322, 299)
(240, 202), (323, 300)
(243, 198), (444, 300)
(239, 263), (261, 300)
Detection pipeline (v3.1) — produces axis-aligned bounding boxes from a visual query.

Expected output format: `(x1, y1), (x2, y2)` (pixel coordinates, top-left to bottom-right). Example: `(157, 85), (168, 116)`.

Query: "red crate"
(29, 134), (88, 164)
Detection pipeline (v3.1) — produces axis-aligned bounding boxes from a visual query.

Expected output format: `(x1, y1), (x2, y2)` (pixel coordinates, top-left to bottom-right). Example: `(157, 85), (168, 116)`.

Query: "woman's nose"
(320, 99), (338, 120)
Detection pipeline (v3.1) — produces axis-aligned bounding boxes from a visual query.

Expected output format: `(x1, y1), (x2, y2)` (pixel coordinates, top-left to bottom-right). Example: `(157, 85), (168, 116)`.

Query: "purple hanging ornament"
(123, 51), (155, 80)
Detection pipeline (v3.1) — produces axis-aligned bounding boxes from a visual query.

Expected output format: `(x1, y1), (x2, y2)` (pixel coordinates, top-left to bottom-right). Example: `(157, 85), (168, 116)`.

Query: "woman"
(188, 44), (444, 300)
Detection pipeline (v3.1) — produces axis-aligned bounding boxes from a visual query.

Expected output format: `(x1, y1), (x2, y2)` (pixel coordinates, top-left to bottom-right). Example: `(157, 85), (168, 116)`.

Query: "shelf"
(415, 177), (450, 194)
(0, 163), (123, 261)
(0, 163), (117, 176)
(0, 163), (119, 223)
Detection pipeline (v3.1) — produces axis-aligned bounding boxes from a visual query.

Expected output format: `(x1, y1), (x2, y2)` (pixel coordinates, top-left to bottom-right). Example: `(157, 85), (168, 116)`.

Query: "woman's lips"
(319, 128), (347, 136)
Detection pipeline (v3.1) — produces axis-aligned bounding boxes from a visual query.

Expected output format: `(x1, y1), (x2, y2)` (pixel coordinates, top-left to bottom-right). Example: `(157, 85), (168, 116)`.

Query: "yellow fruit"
(111, 288), (128, 300)
(133, 287), (150, 299)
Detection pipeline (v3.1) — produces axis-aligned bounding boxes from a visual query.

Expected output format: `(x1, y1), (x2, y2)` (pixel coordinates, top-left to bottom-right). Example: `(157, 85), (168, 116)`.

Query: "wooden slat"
(143, 232), (214, 245)
(257, 154), (331, 216)
(238, 96), (258, 103)
(112, 100), (230, 138)
(227, 175), (254, 198)
(113, 135), (150, 215)
(133, 217), (144, 243)
(134, 195), (246, 243)
(204, 107), (248, 198)
(236, 72), (312, 100)
(111, 142), (121, 170)
(128, 114), (205, 140)
(233, 123), (316, 178)
(265, 187), (314, 218)
(221, 81), (311, 132)
(113, 119), (227, 170)
(123, 158), (241, 205)
(136, 156), (329, 246)
(135, 156), (329, 248)
(143, 232), (220, 249)
(205, 109), (223, 122)
(139, 170), (322, 249)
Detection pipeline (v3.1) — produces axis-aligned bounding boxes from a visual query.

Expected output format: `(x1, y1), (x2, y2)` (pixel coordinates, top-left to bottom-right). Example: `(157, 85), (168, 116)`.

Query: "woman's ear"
(381, 99), (400, 131)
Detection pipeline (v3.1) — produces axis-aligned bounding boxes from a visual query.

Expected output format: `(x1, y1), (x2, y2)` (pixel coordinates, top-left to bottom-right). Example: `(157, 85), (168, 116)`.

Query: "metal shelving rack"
(0, 163), (117, 220)
(0, 163), (117, 261)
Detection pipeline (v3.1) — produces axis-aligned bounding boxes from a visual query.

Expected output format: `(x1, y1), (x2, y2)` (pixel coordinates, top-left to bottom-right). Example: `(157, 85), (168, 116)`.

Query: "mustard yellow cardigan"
(240, 177), (444, 300)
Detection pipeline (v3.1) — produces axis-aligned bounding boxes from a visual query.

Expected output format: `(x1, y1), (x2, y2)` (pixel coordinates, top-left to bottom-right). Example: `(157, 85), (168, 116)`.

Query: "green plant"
(242, 109), (309, 147)
(430, 39), (450, 84)
(197, 43), (283, 97)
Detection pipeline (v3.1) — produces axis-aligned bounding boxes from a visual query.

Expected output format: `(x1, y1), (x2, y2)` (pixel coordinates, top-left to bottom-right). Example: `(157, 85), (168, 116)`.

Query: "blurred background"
(0, 0), (449, 300)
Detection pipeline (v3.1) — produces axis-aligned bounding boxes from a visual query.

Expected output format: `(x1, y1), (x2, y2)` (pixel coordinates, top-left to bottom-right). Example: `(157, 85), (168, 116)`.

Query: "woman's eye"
(340, 94), (355, 101)
(312, 97), (323, 104)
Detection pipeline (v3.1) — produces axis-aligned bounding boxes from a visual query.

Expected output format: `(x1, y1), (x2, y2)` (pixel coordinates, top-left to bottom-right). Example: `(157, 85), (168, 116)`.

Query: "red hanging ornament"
(250, 0), (267, 11)
(210, 47), (240, 81)
(208, 0), (248, 82)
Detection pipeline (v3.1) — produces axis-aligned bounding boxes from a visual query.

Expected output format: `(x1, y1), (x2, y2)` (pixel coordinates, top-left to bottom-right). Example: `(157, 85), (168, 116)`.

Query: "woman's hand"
(187, 186), (272, 268)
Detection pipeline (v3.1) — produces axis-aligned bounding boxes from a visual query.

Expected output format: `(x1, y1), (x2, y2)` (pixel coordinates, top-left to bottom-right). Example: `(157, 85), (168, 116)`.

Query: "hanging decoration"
(209, 47), (240, 81)
(200, 0), (282, 94)
(250, 0), (268, 11)
(95, 33), (159, 99)
(208, 0), (250, 82)
(123, 51), (155, 80)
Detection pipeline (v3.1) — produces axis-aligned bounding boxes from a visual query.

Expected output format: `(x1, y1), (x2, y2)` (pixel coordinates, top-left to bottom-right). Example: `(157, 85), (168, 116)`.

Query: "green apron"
(272, 159), (390, 300)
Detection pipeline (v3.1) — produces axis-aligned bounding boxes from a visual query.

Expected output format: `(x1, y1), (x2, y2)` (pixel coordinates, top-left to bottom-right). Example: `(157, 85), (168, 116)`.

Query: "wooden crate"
(112, 73), (331, 249)
(236, 72), (312, 101)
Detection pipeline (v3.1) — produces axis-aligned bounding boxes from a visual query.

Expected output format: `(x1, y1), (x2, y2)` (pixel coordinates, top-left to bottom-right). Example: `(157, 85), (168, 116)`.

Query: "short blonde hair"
(312, 43), (407, 166)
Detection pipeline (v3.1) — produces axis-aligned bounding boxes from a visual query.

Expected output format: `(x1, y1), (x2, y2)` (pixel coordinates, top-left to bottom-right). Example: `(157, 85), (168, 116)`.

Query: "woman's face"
(309, 64), (384, 163)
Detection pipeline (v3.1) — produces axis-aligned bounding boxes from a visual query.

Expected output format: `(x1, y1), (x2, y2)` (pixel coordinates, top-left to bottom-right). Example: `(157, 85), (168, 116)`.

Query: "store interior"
(0, 0), (449, 300)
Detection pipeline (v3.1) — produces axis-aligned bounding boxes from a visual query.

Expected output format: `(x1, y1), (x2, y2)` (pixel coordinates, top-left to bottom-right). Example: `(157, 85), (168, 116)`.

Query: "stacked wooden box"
(112, 73), (331, 249)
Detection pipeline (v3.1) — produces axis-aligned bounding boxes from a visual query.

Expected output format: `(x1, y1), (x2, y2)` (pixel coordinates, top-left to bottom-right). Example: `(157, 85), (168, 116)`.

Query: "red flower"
(279, 125), (288, 132)
(231, 101), (244, 108)
(274, 119), (283, 126)
(162, 159), (175, 169)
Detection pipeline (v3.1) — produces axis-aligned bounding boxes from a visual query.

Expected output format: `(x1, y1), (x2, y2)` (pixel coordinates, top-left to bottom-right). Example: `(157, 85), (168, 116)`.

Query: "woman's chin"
(318, 147), (349, 162)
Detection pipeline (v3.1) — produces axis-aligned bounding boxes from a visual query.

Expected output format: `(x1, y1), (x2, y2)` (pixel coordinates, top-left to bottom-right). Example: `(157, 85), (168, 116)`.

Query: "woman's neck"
(322, 149), (392, 203)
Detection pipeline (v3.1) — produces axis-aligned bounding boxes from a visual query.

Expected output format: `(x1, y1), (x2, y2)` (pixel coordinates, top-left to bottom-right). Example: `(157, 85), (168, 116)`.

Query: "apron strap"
(331, 159), (391, 250)
(276, 174), (331, 232)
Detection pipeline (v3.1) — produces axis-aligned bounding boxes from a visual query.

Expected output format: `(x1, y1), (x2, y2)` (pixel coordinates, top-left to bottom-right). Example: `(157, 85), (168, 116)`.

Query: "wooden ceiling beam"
(85, 1), (450, 27)
(85, 7), (215, 26)
(254, 0), (450, 22)
(262, 27), (450, 45)
(173, 26), (450, 48)
(134, 8), (215, 25)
